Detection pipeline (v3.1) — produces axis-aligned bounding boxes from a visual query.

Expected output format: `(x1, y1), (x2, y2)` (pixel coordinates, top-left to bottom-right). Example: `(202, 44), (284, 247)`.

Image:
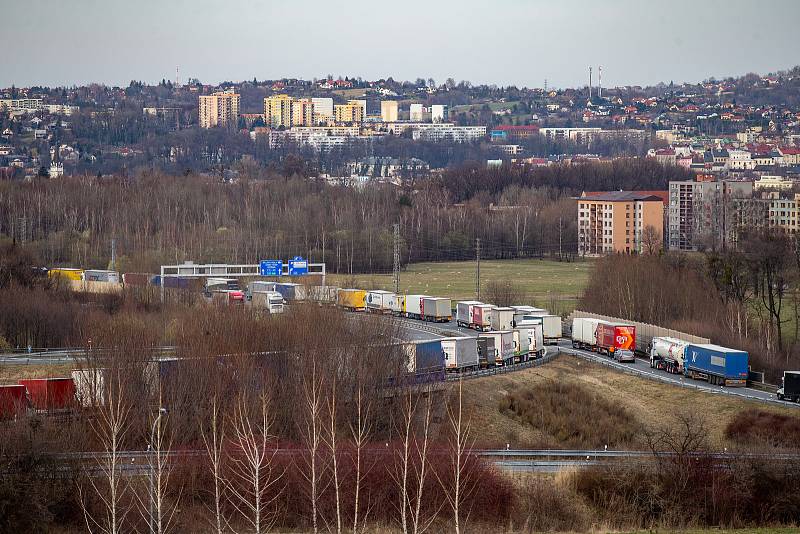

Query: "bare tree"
(79, 367), (133, 534)
(226, 393), (284, 534)
(201, 395), (228, 534)
(436, 378), (476, 534)
(483, 280), (523, 307)
(323, 377), (343, 534)
(349, 386), (372, 534)
(137, 404), (181, 534)
(410, 389), (436, 534)
(299, 359), (326, 534)
(641, 224), (661, 255)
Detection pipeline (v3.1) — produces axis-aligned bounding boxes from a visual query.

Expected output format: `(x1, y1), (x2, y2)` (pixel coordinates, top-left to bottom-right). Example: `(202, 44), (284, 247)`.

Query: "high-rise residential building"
(577, 191), (666, 256)
(349, 99), (367, 118)
(409, 103), (424, 122)
(381, 100), (398, 122)
(311, 97), (334, 119)
(431, 104), (448, 123)
(334, 102), (364, 123)
(291, 98), (314, 127)
(668, 180), (753, 251)
(199, 91), (240, 129)
(264, 94), (294, 128)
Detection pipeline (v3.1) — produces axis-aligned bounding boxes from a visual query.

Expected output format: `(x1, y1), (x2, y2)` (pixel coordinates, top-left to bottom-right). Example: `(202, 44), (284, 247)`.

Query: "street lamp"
(148, 407), (168, 534)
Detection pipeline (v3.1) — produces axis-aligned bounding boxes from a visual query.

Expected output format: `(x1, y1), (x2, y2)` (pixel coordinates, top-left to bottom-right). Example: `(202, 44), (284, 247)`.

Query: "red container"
(0, 385), (28, 418)
(18, 378), (76, 411)
(596, 323), (636, 352)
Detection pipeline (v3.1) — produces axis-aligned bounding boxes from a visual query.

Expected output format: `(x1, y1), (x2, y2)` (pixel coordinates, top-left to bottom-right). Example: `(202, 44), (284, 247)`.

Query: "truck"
(48, 268), (84, 281)
(84, 270), (121, 283)
(649, 337), (689, 374)
(18, 378), (76, 412)
(571, 317), (603, 349)
(404, 295), (430, 320)
(403, 339), (445, 375)
(683, 343), (749, 387)
(248, 280), (276, 297)
(366, 290), (395, 314)
(472, 304), (493, 332)
(514, 323), (545, 361)
(521, 315), (561, 344)
(511, 306), (548, 327)
(421, 297), (452, 322)
(777, 371), (800, 402)
(211, 290), (245, 305)
(275, 283), (307, 301)
(251, 291), (285, 313)
(337, 288), (367, 311)
(0, 385), (28, 419)
(206, 277), (239, 291)
(441, 337), (479, 371)
(307, 286), (338, 305)
(479, 331), (515, 366)
(596, 322), (636, 362)
(389, 294), (406, 316)
(490, 307), (515, 331)
(476, 337), (495, 368)
(456, 301), (483, 328)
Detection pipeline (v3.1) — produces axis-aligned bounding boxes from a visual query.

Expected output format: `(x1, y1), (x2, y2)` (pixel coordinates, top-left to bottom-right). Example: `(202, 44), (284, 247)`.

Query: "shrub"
(725, 408), (800, 449)
(498, 381), (641, 448)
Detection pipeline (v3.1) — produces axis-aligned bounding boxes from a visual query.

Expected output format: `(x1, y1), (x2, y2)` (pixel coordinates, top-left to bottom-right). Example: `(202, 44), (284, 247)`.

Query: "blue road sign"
(260, 260), (283, 277)
(288, 256), (309, 276)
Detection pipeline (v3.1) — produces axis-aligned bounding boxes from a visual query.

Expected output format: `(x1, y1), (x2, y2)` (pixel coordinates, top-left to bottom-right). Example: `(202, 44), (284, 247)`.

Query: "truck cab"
(777, 371), (800, 402)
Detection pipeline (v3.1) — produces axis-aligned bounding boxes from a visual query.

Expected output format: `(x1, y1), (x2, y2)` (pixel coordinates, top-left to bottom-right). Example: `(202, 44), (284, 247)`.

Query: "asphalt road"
(393, 316), (796, 408)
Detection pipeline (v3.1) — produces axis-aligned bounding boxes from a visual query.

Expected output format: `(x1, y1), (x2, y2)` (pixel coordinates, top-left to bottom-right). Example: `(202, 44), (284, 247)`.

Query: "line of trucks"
(572, 317), (751, 388)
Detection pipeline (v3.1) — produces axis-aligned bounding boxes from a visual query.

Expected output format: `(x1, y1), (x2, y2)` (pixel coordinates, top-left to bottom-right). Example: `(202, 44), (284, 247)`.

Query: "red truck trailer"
(595, 322), (636, 362)
(0, 385), (28, 419)
(18, 378), (76, 411)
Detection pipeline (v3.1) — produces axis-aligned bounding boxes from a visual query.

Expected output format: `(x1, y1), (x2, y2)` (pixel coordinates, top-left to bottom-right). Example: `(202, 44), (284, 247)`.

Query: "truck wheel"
(778, 393), (785, 400)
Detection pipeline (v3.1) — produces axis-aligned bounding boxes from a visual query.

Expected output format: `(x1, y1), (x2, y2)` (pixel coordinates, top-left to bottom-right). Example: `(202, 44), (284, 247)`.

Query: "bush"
(498, 381), (641, 449)
(725, 408), (800, 449)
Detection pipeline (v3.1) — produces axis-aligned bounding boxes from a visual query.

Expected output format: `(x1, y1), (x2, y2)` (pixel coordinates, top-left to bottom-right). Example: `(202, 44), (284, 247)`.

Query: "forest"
(0, 158), (690, 274)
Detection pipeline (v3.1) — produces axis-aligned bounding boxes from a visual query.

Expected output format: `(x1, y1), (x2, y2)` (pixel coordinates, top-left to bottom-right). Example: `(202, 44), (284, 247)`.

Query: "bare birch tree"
(226, 393), (284, 534)
(137, 405), (181, 534)
(410, 389), (437, 534)
(349, 386), (372, 534)
(299, 358), (326, 534)
(79, 367), (133, 534)
(201, 395), (228, 534)
(323, 377), (342, 534)
(436, 378), (476, 534)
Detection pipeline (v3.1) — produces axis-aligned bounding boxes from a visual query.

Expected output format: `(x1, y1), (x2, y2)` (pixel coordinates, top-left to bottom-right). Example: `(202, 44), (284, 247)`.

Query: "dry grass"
(0, 363), (74, 384)
(462, 354), (800, 450)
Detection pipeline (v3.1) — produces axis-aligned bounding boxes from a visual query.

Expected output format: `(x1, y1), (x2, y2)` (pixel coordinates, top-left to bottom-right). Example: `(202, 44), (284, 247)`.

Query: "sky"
(2, 0), (800, 90)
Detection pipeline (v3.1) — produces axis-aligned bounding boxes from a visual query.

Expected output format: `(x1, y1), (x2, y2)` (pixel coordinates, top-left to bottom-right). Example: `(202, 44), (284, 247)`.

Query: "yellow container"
(48, 268), (84, 281)
(337, 289), (367, 310)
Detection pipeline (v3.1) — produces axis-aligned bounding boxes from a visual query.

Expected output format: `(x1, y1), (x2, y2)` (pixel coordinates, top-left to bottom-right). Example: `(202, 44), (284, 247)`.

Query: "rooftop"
(580, 190), (667, 202)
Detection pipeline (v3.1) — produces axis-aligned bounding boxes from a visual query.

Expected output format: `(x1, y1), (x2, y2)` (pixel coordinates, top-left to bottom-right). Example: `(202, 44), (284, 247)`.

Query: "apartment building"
(577, 191), (666, 256)
(311, 97), (334, 119)
(264, 94), (294, 128)
(668, 180), (753, 251)
(291, 98), (314, 127)
(431, 104), (448, 123)
(198, 91), (240, 129)
(409, 103), (424, 122)
(334, 101), (364, 123)
(381, 100), (398, 122)
(411, 124), (486, 143)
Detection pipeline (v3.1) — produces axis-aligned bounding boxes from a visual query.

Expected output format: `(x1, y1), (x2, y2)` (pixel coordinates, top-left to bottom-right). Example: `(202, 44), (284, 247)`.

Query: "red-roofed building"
(490, 124), (540, 141)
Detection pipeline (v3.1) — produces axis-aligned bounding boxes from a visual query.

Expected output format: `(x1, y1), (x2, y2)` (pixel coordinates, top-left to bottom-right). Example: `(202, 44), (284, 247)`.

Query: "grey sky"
(2, 0), (799, 89)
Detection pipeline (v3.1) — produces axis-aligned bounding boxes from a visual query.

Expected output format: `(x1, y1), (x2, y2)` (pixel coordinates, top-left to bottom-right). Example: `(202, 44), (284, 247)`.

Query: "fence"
(566, 310), (710, 354)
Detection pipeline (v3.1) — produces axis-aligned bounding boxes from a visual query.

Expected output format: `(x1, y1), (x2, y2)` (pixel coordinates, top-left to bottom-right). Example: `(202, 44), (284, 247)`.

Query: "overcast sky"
(2, 0), (799, 89)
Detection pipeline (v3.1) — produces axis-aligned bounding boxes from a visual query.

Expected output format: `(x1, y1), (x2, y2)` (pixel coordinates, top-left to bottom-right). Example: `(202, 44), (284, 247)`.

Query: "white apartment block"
(412, 124), (486, 143)
(409, 103), (424, 122)
(431, 104), (448, 123)
(311, 97), (334, 118)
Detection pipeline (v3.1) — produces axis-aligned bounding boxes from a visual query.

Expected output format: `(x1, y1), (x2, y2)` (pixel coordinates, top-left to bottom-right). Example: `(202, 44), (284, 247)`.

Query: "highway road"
(393, 316), (796, 408)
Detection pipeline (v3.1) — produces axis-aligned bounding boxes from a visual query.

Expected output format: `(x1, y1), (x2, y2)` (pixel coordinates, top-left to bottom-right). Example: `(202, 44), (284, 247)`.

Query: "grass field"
(460, 353), (799, 450)
(328, 258), (591, 315)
